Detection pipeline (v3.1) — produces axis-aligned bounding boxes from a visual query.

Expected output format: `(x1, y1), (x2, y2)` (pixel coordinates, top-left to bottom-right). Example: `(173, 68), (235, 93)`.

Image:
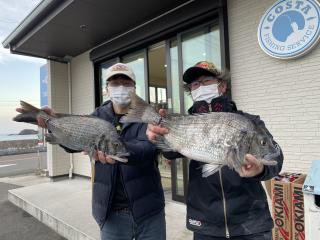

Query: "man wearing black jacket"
(147, 61), (283, 240)
(32, 63), (165, 240)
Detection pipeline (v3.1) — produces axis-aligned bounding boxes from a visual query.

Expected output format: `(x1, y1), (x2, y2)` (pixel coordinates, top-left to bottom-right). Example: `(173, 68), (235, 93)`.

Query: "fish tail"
(13, 101), (50, 124)
(20, 101), (39, 112)
(120, 92), (162, 124)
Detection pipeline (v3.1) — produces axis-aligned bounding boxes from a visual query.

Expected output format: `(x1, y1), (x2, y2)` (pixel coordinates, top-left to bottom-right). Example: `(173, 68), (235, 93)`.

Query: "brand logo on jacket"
(188, 218), (202, 227)
(258, 0), (320, 59)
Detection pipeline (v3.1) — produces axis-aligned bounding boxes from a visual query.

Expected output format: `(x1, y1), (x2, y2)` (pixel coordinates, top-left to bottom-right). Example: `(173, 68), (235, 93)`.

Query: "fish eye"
(260, 139), (267, 146)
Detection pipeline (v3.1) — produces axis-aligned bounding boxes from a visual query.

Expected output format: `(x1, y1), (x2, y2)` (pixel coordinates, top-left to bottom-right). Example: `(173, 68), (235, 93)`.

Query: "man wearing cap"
(146, 61), (283, 240)
(93, 63), (166, 240)
(29, 63), (166, 240)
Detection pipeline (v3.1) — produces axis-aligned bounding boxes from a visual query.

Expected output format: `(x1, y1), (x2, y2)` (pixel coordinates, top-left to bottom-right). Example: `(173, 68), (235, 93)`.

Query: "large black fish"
(121, 93), (279, 177)
(13, 101), (129, 163)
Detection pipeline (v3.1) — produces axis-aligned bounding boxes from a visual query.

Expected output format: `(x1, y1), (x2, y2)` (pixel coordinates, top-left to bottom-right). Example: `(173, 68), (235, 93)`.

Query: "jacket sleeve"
(122, 124), (158, 166)
(242, 112), (284, 181)
(162, 151), (184, 160)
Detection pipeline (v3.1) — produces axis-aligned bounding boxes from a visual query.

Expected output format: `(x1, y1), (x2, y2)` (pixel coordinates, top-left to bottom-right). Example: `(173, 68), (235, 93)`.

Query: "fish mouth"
(109, 153), (130, 163)
(260, 150), (281, 166)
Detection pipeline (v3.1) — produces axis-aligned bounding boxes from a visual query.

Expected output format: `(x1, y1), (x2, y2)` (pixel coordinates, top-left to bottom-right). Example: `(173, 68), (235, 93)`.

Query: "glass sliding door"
(181, 25), (221, 113)
(169, 39), (181, 114)
(95, 19), (227, 204)
(100, 58), (120, 103)
(148, 42), (167, 108)
(147, 42), (173, 196)
(122, 51), (147, 100)
(167, 22), (223, 202)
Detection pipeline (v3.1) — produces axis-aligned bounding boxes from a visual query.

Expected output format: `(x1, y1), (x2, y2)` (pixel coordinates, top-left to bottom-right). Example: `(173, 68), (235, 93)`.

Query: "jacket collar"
(102, 100), (133, 131)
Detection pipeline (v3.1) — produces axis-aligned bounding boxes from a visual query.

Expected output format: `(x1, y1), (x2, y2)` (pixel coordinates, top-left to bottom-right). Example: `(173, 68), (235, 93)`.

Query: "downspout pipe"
(67, 60), (73, 179)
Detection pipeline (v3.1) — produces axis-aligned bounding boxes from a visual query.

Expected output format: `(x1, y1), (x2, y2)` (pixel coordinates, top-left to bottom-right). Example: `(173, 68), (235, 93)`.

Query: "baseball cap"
(183, 61), (221, 84)
(105, 63), (136, 82)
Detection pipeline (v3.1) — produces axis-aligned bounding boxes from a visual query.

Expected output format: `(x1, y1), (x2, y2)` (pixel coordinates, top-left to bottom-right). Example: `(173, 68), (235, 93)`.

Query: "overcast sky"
(0, 0), (45, 135)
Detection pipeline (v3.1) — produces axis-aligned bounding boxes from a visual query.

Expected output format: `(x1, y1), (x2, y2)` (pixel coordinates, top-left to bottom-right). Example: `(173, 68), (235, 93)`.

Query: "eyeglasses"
(108, 79), (135, 87)
(188, 78), (218, 90)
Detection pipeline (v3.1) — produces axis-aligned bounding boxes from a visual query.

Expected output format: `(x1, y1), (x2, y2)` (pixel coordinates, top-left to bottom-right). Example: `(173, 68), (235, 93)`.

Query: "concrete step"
(7, 178), (192, 240)
(8, 179), (99, 240)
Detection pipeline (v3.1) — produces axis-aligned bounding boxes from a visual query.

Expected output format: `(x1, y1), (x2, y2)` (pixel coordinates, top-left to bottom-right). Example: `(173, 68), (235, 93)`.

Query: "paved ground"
(7, 176), (193, 240)
(0, 152), (47, 177)
(0, 181), (66, 240)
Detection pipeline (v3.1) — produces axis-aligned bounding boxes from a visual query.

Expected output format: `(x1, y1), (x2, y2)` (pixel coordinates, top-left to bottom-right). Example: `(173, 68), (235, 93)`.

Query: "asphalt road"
(0, 153), (47, 178)
(0, 182), (66, 240)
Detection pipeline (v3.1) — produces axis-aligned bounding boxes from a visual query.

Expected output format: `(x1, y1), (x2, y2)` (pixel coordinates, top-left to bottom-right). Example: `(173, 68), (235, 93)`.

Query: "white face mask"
(191, 84), (220, 103)
(108, 86), (135, 106)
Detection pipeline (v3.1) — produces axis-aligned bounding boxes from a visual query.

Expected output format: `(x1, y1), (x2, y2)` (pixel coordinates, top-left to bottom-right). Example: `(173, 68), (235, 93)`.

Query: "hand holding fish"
(37, 107), (56, 128)
(82, 151), (116, 164)
(239, 154), (264, 178)
(146, 109), (168, 141)
(96, 151), (116, 164)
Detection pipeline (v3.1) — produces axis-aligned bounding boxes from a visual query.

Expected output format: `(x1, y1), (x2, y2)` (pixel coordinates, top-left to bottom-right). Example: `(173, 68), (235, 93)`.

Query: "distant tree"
(19, 129), (38, 135)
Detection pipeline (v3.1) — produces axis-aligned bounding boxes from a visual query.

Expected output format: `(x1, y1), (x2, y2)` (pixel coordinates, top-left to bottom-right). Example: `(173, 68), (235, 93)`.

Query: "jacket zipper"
(219, 169), (230, 238)
(119, 167), (136, 221)
(118, 127), (135, 221)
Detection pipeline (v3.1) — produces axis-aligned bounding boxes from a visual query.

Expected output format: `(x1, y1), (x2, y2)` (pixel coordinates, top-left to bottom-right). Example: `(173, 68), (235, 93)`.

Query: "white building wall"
(70, 51), (95, 177)
(228, 0), (320, 173)
(47, 61), (71, 177)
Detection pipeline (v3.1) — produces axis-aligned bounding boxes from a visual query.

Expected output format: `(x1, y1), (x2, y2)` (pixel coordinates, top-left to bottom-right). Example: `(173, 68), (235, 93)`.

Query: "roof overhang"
(3, 0), (220, 62)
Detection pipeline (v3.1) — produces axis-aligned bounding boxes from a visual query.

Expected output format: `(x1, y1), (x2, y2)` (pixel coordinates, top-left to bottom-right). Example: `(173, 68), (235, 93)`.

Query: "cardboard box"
(272, 177), (292, 240)
(291, 175), (306, 240)
(271, 173), (306, 240)
(265, 179), (272, 199)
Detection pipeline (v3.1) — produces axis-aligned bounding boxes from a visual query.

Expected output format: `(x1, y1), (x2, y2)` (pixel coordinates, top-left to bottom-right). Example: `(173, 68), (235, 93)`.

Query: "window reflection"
(122, 52), (146, 100)
(100, 60), (118, 103)
(175, 158), (184, 195)
(170, 40), (180, 113)
(182, 26), (221, 113)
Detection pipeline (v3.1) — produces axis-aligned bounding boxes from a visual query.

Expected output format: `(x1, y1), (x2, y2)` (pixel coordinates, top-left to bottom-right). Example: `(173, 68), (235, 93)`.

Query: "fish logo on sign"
(258, 0), (320, 59)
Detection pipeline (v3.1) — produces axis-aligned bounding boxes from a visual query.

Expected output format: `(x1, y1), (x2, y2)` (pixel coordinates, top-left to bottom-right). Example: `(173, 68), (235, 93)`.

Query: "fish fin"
(13, 113), (38, 124)
(45, 133), (59, 144)
(88, 148), (96, 165)
(54, 113), (73, 118)
(154, 135), (174, 152)
(189, 112), (209, 117)
(201, 164), (222, 177)
(109, 155), (128, 163)
(20, 101), (40, 112)
(120, 92), (162, 124)
(13, 101), (41, 124)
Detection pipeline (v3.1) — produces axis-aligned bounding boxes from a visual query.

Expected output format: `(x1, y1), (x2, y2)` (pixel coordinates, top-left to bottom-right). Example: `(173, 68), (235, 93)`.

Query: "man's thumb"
(159, 109), (167, 117)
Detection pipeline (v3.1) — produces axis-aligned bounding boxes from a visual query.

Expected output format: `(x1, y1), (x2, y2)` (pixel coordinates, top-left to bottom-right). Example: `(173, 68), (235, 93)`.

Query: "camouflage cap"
(183, 61), (221, 84)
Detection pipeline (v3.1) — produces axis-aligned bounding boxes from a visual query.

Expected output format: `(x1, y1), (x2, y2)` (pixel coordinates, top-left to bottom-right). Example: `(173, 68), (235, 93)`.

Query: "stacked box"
(272, 177), (292, 240)
(271, 173), (306, 240)
(291, 176), (306, 240)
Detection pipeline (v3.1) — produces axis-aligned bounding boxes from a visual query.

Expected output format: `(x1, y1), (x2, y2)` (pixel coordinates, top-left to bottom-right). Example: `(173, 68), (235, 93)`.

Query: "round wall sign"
(258, 0), (320, 59)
